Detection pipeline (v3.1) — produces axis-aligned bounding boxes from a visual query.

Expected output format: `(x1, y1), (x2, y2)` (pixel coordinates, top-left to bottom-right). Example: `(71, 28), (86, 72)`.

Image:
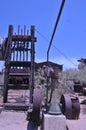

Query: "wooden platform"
(3, 90), (30, 111)
(4, 102), (29, 111)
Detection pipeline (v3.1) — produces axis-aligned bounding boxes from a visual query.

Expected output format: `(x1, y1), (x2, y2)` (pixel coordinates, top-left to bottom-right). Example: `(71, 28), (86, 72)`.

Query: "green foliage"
(34, 67), (47, 100)
(78, 62), (86, 83)
(34, 67), (75, 101)
(35, 67), (46, 86)
(62, 69), (79, 81)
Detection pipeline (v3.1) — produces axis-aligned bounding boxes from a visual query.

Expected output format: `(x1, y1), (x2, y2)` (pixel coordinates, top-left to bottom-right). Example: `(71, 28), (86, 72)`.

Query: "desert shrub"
(34, 67), (75, 102)
(78, 62), (86, 83)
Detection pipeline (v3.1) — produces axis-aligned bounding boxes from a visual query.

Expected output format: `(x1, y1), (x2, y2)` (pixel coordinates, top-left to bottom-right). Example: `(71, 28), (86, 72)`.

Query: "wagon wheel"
(30, 87), (41, 126)
(60, 94), (72, 119)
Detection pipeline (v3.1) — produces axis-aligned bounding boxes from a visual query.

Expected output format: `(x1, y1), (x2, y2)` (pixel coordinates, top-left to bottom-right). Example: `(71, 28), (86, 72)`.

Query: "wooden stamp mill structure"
(0, 0), (81, 129)
(0, 25), (80, 130)
(0, 25), (42, 127)
(0, 25), (37, 104)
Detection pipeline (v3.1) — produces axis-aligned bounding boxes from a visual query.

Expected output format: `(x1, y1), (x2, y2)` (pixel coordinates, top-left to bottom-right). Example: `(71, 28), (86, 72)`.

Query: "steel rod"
(46, 0), (65, 107)
(47, 0), (65, 62)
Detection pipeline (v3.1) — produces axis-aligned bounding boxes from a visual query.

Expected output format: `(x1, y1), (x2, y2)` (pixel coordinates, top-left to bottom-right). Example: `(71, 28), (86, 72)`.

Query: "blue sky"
(0, 0), (86, 70)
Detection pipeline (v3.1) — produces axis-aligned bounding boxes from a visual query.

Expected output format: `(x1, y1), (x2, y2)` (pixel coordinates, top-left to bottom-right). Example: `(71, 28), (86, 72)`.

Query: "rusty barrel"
(60, 94), (80, 119)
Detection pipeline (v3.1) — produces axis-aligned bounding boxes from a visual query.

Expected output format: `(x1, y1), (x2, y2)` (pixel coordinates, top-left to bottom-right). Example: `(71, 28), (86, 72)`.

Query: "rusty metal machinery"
(45, 0), (80, 122)
(46, 0), (65, 109)
(0, 24), (81, 129)
(60, 94), (80, 119)
(27, 87), (41, 126)
(0, 0), (81, 129)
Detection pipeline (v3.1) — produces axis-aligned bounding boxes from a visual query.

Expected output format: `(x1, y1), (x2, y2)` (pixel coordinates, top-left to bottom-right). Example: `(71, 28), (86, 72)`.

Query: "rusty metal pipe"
(47, 0), (65, 62)
(46, 0), (65, 108)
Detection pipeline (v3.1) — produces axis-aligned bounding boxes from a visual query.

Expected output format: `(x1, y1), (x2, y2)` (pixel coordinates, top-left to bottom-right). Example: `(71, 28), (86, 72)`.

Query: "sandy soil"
(67, 105), (86, 130)
(0, 105), (86, 130)
(0, 110), (27, 130)
(0, 92), (86, 130)
(0, 90), (29, 130)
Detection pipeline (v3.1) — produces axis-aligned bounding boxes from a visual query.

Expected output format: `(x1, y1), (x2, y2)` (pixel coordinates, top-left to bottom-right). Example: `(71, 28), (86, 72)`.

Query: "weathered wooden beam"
(4, 103), (29, 111)
(12, 35), (37, 42)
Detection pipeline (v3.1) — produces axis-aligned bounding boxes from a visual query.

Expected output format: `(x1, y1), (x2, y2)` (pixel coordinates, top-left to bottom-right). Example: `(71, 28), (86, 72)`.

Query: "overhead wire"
(35, 28), (78, 67)
(52, 44), (78, 67)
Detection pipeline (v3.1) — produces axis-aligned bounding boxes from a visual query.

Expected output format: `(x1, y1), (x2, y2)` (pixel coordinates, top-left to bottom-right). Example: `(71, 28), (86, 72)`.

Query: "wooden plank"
(12, 35), (37, 42)
(4, 103), (29, 111)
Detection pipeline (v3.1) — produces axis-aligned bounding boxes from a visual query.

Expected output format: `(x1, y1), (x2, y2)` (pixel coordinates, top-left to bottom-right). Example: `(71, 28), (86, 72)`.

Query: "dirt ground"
(67, 105), (86, 130)
(0, 110), (27, 130)
(0, 105), (86, 130)
(0, 90), (29, 130)
(0, 92), (86, 130)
